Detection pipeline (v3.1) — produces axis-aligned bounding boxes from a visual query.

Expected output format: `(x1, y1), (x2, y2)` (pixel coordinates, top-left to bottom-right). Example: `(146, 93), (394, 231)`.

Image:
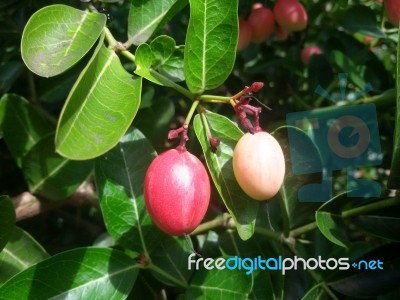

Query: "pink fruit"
(238, 18), (253, 51)
(385, 0), (400, 26)
(248, 3), (275, 43)
(274, 0), (308, 32)
(301, 46), (322, 64)
(233, 132), (285, 201)
(144, 149), (211, 235)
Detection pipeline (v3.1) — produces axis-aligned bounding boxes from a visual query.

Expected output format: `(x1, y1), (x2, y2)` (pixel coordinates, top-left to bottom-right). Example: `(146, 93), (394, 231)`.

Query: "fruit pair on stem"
(143, 83), (286, 236)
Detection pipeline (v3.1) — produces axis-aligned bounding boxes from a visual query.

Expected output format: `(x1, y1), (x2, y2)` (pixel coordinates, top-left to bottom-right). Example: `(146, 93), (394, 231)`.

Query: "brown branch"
(12, 182), (98, 221)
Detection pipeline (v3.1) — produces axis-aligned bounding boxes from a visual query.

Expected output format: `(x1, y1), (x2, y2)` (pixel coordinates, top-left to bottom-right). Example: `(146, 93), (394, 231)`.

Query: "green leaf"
(185, 258), (253, 299)
(340, 5), (385, 38)
(0, 196), (15, 252)
(315, 196), (351, 248)
(150, 36), (184, 82)
(55, 41), (142, 160)
(127, 0), (186, 46)
(135, 43), (163, 85)
(0, 94), (53, 167)
(193, 112), (259, 241)
(388, 28), (400, 188)
(184, 0), (238, 93)
(0, 247), (138, 299)
(95, 127), (165, 253)
(135, 37), (185, 85)
(22, 134), (93, 201)
(21, 4), (106, 77)
(0, 227), (49, 285)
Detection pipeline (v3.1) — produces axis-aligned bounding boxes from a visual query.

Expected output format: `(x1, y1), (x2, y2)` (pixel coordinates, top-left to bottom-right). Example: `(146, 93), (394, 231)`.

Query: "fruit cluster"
(143, 83), (285, 236)
(238, 0), (308, 51)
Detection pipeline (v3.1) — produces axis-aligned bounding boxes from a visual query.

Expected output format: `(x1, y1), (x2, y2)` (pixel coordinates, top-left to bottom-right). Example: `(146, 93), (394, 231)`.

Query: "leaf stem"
(198, 95), (232, 103)
(190, 213), (231, 235)
(147, 263), (189, 288)
(341, 196), (400, 219)
(184, 100), (200, 125)
(149, 69), (196, 101)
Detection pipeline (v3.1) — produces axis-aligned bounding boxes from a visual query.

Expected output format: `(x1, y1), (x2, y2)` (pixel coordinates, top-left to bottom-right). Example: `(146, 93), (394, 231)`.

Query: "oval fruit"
(385, 0), (400, 27)
(238, 18), (253, 51)
(274, 0), (308, 32)
(301, 45), (322, 64)
(233, 132), (285, 201)
(248, 3), (275, 43)
(144, 149), (211, 235)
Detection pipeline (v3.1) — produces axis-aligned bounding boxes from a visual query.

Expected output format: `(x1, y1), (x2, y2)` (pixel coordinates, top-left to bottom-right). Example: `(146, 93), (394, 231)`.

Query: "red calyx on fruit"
(274, 0), (308, 32)
(301, 46), (322, 65)
(144, 149), (211, 236)
(248, 3), (275, 43)
(238, 18), (253, 51)
(384, 0), (400, 27)
(233, 131), (285, 201)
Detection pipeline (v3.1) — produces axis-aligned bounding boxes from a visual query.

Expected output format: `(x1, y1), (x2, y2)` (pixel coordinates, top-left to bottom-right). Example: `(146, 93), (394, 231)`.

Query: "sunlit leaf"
(21, 4), (106, 77)
(127, 0), (187, 45)
(184, 0), (238, 93)
(56, 40), (142, 160)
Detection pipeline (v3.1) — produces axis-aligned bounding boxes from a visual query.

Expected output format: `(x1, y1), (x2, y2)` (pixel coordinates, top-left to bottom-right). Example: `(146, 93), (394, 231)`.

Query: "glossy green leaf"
(184, 0), (238, 93)
(149, 236), (193, 287)
(315, 196), (351, 248)
(0, 94), (53, 167)
(55, 41), (142, 160)
(193, 111), (259, 241)
(340, 5), (384, 38)
(0, 227), (49, 285)
(127, 0), (186, 45)
(0, 62), (24, 93)
(150, 36), (184, 82)
(135, 43), (164, 85)
(95, 127), (165, 253)
(0, 196), (15, 252)
(21, 4), (106, 77)
(22, 134), (93, 201)
(185, 259), (253, 299)
(388, 28), (400, 188)
(0, 247), (138, 299)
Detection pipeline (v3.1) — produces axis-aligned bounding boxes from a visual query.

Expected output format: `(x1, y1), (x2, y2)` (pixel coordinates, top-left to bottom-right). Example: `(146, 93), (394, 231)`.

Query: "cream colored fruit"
(233, 131), (285, 200)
